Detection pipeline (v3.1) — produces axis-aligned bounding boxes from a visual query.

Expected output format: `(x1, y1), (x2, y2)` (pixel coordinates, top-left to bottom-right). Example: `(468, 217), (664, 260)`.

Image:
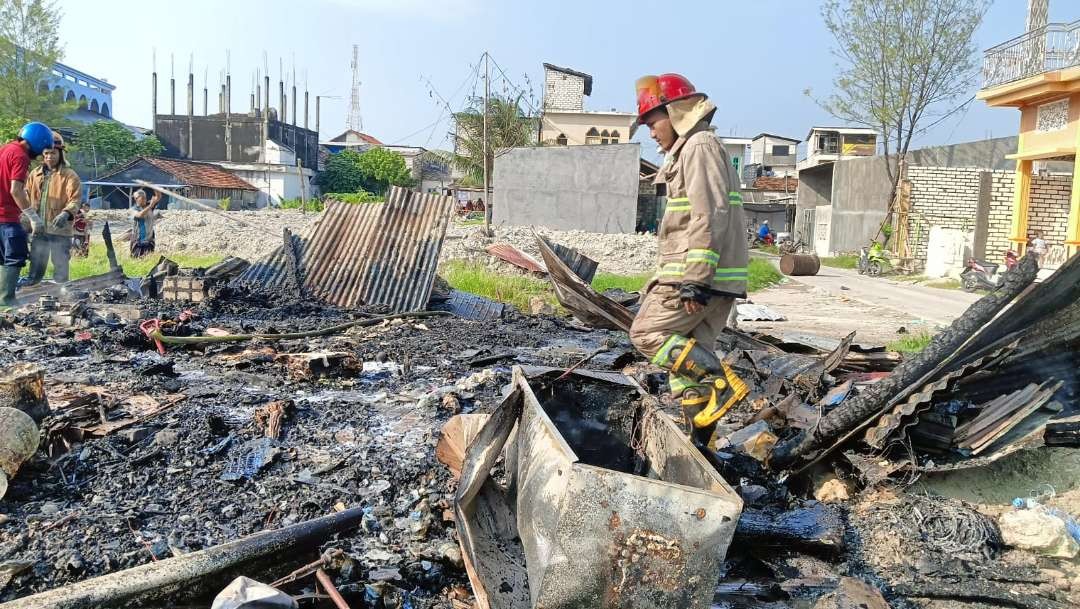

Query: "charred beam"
(769, 254), (1039, 472)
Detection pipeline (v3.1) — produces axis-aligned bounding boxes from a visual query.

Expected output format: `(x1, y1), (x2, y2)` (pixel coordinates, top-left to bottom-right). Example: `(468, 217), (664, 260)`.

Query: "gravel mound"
(89, 209), (659, 275)
(90, 210), (321, 262)
(442, 224), (657, 276)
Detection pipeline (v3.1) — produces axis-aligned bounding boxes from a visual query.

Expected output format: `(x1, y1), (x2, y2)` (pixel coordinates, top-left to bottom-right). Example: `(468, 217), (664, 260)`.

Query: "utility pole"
(483, 51), (491, 234)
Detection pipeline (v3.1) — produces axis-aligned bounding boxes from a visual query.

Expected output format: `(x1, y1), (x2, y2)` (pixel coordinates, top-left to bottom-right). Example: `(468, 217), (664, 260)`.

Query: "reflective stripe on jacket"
(652, 122), (748, 298)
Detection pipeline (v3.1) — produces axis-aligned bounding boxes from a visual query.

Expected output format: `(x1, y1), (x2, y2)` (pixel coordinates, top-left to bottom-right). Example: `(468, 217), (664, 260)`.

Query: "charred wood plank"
(734, 503), (845, 552)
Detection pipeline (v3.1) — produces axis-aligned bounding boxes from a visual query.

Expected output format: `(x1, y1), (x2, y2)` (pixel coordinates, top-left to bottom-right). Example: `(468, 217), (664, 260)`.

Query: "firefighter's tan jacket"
(26, 164), (82, 237)
(651, 116), (748, 298)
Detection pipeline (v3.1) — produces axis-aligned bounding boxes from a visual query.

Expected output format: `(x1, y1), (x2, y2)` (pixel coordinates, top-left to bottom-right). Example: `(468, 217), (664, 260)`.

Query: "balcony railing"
(982, 20), (1080, 89)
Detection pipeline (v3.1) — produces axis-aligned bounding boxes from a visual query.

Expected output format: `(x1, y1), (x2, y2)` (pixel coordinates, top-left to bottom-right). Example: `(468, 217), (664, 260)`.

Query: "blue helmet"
(18, 122), (54, 156)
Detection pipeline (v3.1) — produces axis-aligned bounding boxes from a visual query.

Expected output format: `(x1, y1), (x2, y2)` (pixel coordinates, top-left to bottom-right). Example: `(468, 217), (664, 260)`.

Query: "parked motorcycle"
(857, 241), (889, 276)
(960, 250), (1019, 292)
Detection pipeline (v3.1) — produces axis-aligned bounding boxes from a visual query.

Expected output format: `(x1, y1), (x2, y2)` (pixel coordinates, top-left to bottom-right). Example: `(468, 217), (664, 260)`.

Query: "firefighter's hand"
(679, 283), (709, 315)
(51, 211), (71, 230)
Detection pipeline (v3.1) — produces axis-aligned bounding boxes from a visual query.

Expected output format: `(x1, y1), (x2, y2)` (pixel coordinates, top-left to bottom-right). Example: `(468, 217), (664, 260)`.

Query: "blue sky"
(57, 0), (1076, 154)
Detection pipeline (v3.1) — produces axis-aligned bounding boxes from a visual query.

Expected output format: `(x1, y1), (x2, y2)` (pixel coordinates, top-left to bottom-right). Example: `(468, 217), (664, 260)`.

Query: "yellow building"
(977, 20), (1080, 258)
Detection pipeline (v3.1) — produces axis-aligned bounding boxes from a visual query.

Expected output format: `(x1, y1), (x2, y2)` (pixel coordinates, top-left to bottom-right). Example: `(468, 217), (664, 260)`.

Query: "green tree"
(0, 115), (26, 141)
(810, 0), (990, 194)
(355, 147), (413, 194)
(436, 94), (537, 188)
(317, 147), (414, 195)
(72, 120), (164, 175)
(0, 0), (72, 125)
(317, 149), (366, 193)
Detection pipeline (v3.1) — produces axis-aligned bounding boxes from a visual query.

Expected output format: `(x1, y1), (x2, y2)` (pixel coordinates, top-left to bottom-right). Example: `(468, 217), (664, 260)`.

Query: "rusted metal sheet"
(536, 234), (635, 332)
(236, 186), (454, 311)
(485, 244), (547, 274)
(453, 367), (742, 609)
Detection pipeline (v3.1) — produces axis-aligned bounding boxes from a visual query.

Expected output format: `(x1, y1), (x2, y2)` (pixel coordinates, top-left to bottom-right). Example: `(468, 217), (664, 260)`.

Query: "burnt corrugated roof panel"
(235, 186), (455, 311)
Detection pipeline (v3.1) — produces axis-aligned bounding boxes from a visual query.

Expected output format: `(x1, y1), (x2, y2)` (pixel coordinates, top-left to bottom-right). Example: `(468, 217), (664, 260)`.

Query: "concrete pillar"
(304, 91), (309, 129)
(1066, 150), (1080, 258)
(225, 73), (232, 162)
(1010, 159), (1033, 254)
(151, 72), (158, 121)
(315, 96), (320, 138)
(291, 84), (297, 125)
(170, 77), (175, 115)
(187, 73), (194, 158)
(974, 171), (991, 259)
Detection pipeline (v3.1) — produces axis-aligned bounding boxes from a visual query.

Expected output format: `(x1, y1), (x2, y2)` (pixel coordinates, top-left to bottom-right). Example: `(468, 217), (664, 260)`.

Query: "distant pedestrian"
(0, 122), (54, 307)
(1029, 230), (1048, 264)
(25, 132), (82, 284)
(130, 188), (162, 258)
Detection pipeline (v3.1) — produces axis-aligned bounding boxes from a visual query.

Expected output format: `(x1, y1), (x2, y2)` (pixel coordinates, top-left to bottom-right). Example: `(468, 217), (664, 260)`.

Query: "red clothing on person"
(0, 141), (30, 223)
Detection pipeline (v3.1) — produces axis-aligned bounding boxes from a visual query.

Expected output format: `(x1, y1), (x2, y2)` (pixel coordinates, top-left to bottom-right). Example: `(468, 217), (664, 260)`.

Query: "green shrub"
(324, 191), (381, 204)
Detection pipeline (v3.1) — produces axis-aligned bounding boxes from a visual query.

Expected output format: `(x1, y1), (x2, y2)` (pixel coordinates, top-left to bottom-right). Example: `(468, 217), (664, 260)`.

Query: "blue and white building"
(43, 60), (114, 119)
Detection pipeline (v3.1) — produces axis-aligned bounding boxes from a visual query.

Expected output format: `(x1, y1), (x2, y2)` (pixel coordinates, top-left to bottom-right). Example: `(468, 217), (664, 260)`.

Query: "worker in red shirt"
(1, 122), (54, 307)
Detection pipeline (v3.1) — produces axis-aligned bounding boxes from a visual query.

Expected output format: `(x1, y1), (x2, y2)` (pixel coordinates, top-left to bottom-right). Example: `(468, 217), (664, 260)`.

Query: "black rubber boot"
(0, 266), (21, 308)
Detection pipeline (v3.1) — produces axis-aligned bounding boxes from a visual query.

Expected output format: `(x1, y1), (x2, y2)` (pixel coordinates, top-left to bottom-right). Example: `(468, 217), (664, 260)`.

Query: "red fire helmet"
(635, 73), (704, 121)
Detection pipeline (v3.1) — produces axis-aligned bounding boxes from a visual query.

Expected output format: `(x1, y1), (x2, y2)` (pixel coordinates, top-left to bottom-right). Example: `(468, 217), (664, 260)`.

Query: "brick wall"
(544, 70), (584, 111)
(907, 166), (983, 264)
(1027, 175), (1072, 243)
(908, 167), (1072, 265)
(986, 172), (1014, 259)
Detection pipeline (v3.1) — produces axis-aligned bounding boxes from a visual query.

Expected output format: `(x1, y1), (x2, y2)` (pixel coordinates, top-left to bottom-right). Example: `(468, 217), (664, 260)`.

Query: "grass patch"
(820, 254), (859, 269)
(443, 257), (783, 315)
(456, 218), (484, 226)
(442, 261), (557, 312)
(748, 258), (783, 292)
(26, 242), (225, 282)
(887, 331), (934, 354)
(756, 244), (780, 255)
(924, 278), (961, 290)
(592, 272), (650, 293)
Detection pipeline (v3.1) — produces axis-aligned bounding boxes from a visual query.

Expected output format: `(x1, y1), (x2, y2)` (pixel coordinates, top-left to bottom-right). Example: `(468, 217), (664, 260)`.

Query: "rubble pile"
(2, 201), (1080, 608)
(442, 223), (658, 275)
(1, 286), (626, 606)
(89, 209), (321, 261)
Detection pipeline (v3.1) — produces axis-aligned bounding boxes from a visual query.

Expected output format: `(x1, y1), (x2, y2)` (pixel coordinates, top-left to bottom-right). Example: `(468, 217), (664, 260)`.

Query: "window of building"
(600, 129), (610, 144)
(771, 145), (790, 157)
(610, 130), (620, 144)
(585, 127), (602, 145)
(555, 133), (568, 145)
(816, 134), (839, 154)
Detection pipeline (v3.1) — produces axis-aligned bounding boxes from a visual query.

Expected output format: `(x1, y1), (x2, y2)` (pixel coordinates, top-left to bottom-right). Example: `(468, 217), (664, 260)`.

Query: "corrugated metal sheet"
(485, 244), (547, 274)
(236, 186), (454, 312)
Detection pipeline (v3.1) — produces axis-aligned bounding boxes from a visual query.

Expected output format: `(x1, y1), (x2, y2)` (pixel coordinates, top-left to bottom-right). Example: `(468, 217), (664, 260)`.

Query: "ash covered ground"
(0, 292), (627, 607)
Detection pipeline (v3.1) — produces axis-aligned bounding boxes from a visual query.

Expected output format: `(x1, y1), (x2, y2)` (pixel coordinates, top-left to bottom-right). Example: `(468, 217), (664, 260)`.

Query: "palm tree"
(425, 93), (537, 231)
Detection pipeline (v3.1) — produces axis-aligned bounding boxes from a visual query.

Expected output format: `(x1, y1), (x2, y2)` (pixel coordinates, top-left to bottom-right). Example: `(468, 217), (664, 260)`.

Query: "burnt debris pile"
(0, 210), (1078, 609)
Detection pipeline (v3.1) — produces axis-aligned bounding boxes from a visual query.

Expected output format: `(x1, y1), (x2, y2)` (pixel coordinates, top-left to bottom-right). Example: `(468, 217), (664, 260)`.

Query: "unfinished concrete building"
(150, 61), (321, 207)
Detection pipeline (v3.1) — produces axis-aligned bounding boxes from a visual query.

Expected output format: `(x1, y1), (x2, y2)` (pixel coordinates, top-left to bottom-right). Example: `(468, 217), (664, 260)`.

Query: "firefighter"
(628, 74), (750, 447)
(25, 131), (82, 284)
(0, 122), (53, 307)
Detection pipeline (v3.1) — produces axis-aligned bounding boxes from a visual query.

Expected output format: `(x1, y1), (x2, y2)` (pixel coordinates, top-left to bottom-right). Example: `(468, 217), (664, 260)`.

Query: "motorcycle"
(857, 241), (888, 276)
(960, 250), (1018, 292)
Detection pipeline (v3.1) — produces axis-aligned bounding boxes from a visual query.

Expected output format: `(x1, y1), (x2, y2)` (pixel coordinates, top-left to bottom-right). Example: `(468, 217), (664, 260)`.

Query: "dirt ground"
(738, 279), (941, 347)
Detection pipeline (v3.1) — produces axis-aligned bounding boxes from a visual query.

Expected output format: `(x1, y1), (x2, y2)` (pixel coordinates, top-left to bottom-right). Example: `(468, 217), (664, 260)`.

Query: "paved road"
(765, 258), (981, 325)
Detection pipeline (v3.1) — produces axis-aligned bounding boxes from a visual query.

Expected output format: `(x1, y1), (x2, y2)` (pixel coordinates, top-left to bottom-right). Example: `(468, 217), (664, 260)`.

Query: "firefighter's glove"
(678, 283), (710, 306)
(51, 211), (71, 230)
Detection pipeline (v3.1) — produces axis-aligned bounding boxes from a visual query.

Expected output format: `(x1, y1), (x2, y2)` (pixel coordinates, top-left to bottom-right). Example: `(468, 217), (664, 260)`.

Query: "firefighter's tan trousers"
(629, 284), (735, 396)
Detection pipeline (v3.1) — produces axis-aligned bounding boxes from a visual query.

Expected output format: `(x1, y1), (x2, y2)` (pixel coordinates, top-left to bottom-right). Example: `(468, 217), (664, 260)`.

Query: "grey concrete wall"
(829, 155), (892, 253)
(493, 143), (640, 234)
(794, 164), (832, 242)
(907, 136), (1018, 171)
